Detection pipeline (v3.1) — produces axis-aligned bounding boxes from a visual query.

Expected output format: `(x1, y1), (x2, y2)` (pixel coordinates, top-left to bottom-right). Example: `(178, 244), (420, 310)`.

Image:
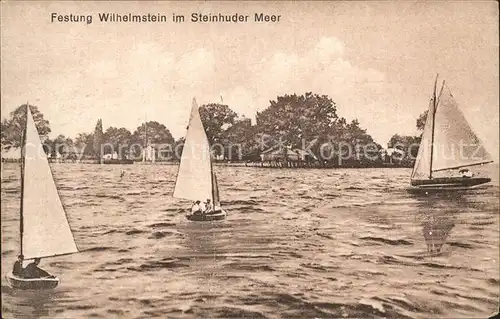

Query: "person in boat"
(12, 254), (24, 276)
(204, 199), (213, 213)
(198, 200), (207, 213)
(22, 258), (55, 279)
(459, 168), (473, 178)
(191, 200), (202, 215)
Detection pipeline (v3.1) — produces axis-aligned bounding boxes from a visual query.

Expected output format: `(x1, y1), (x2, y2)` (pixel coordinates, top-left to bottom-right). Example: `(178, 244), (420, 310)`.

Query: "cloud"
(1, 35), (390, 144)
(123, 44), (216, 93)
(256, 37), (384, 92)
(220, 86), (257, 117)
(245, 37), (385, 113)
(176, 48), (216, 86)
(197, 36), (391, 144)
(125, 43), (176, 87)
(317, 37), (345, 54)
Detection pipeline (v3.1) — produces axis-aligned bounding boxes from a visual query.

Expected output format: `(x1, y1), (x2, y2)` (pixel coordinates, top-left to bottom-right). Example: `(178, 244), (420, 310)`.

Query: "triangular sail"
(431, 84), (493, 172)
(411, 98), (435, 179)
(22, 106), (78, 259)
(173, 99), (213, 203)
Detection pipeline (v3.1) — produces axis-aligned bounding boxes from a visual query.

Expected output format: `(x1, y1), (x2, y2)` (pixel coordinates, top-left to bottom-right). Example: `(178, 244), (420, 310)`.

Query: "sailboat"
(6, 104), (79, 289)
(409, 75), (493, 192)
(173, 98), (227, 221)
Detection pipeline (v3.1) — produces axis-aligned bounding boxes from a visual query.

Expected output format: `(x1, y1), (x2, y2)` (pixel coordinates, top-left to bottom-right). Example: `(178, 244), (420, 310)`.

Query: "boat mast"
(143, 113), (147, 161)
(19, 103), (28, 256)
(428, 75), (439, 179)
(210, 159), (215, 204)
(206, 101), (216, 204)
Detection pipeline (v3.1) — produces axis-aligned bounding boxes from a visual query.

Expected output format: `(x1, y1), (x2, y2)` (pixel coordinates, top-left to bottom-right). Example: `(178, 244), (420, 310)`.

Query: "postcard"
(1, 1), (498, 318)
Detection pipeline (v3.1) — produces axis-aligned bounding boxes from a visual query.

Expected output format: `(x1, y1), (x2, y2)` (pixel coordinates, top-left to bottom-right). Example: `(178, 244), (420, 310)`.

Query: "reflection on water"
(416, 194), (463, 254)
(422, 211), (456, 254)
(2, 286), (56, 318)
(1, 163), (499, 318)
(412, 191), (490, 255)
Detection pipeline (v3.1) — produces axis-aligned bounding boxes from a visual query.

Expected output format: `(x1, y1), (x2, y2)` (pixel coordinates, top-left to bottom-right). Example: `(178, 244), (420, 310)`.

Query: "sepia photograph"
(1, 1), (499, 318)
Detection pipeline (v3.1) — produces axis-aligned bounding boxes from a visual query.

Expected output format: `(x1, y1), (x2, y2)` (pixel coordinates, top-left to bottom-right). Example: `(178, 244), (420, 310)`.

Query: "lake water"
(1, 163), (499, 318)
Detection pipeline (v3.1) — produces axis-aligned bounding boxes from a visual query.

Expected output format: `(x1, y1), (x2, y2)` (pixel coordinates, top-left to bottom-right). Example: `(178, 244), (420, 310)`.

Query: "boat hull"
(411, 177), (491, 187)
(186, 209), (227, 221)
(408, 177), (491, 193)
(6, 272), (59, 290)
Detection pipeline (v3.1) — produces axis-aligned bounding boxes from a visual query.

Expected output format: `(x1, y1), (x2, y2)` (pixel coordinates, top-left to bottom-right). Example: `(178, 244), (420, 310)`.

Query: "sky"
(1, 1), (498, 159)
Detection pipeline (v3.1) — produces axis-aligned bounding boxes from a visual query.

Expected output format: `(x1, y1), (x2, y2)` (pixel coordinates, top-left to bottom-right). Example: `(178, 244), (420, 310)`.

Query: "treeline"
(1, 93), (427, 166)
(386, 111), (427, 166)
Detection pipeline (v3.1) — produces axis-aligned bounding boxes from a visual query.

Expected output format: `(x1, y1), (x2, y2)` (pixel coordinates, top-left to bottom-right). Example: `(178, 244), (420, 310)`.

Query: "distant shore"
(219, 162), (412, 169)
(1, 158), (413, 169)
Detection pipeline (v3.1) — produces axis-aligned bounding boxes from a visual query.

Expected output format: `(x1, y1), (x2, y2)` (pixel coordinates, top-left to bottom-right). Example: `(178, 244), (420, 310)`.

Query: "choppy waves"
(1, 163), (499, 318)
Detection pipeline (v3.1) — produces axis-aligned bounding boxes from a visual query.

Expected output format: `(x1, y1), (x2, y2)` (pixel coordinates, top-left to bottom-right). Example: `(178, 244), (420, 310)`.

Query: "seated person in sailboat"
(204, 199), (213, 213)
(191, 201), (202, 214)
(12, 254), (24, 276)
(22, 258), (55, 279)
(198, 200), (207, 213)
(459, 168), (473, 178)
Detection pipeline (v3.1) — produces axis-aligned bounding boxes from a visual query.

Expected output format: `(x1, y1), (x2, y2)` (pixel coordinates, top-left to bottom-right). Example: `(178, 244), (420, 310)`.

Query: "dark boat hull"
(186, 209), (227, 221)
(102, 159), (134, 165)
(6, 272), (59, 290)
(411, 177), (491, 187)
(408, 177), (491, 193)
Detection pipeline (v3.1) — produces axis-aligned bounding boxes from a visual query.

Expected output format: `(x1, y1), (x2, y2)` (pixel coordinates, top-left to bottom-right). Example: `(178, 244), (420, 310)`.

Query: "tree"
(44, 134), (74, 157)
(1, 119), (10, 147)
(1, 104), (51, 148)
(75, 132), (94, 157)
(93, 119), (103, 160)
(199, 103), (238, 147)
(221, 117), (259, 161)
(254, 92), (381, 164)
(256, 92), (341, 152)
(102, 127), (133, 159)
(252, 92), (384, 165)
(417, 110), (428, 131)
(173, 137), (185, 161)
(338, 119), (382, 164)
(132, 121), (175, 145)
(388, 134), (421, 166)
(131, 121), (175, 158)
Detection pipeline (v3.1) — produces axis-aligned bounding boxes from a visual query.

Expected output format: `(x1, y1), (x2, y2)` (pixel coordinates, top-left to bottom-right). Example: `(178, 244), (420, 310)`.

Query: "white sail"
(22, 106), (78, 259)
(432, 84), (493, 172)
(411, 98), (435, 179)
(173, 99), (214, 203)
